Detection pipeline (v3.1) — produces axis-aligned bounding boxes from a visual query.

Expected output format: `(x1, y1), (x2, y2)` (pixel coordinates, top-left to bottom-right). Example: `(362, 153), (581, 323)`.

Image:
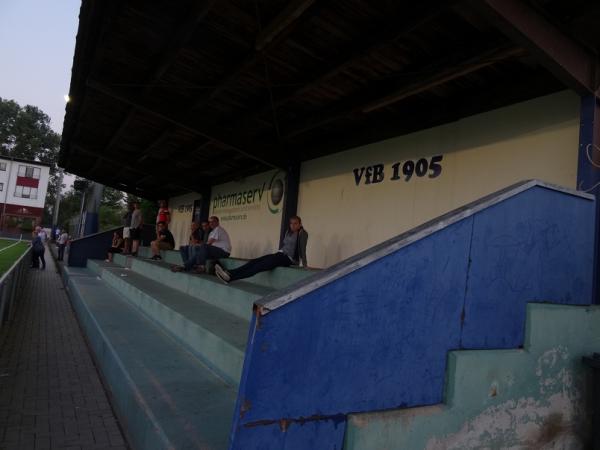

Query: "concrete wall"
(345, 303), (600, 450)
(168, 92), (580, 266)
(298, 91), (580, 267)
(168, 192), (201, 248)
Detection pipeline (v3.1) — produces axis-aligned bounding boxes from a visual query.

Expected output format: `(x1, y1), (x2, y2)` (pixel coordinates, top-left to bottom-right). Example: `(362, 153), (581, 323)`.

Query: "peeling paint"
(344, 304), (599, 450)
(424, 393), (579, 449)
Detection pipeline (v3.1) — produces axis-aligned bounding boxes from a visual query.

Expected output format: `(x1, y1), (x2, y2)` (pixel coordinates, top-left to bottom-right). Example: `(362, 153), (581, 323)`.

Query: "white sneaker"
(215, 264), (231, 282)
(215, 270), (229, 285)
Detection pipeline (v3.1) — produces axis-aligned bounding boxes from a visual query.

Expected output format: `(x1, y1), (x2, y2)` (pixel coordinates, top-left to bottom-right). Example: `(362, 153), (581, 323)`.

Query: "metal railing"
(0, 246), (32, 332)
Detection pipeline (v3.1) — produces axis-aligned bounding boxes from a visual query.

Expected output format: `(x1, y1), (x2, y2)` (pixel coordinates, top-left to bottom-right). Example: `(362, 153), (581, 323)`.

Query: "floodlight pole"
(52, 169), (64, 239)
(83, 182), (103, 236)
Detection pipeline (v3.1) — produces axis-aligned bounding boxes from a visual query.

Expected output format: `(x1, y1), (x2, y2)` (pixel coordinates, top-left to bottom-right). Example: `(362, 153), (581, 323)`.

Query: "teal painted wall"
(345, 304), (599, 449)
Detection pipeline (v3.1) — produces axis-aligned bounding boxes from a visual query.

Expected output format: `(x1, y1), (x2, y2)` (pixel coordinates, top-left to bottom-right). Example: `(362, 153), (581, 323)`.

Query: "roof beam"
(189, 0), (318, 111)
(239, 0), (453, 128)
(255, 0), (317, 51)
(472, 0), (600, 96)
(60, 0), (126, 167)
(283, 45), (524, 139)
(109, 127), (175, 180)
(291, 66), (562, 160)
(75, 145), (207, 193)
(100, 1), (217, 155)
(87, 79), (285, 169)
(362, 46), (525, 113)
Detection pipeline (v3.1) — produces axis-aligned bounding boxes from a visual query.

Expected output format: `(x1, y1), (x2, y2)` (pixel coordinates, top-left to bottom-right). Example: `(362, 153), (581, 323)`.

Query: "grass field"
(0, 239), (30, 277)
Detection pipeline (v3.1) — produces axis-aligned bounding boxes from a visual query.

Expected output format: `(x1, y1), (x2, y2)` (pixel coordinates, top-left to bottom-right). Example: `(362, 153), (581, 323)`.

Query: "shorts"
(157, 242), (174, 251)
(123, 227), (131, 239)
(130, 227), (141, 240)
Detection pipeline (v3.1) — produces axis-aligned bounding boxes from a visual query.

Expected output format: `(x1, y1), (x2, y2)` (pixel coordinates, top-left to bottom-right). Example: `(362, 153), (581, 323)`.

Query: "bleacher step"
(88, 259), (248, 384)
(128, 257), (273, 321)
(66, 268), (236, 450)
(136, 246), (316, 290)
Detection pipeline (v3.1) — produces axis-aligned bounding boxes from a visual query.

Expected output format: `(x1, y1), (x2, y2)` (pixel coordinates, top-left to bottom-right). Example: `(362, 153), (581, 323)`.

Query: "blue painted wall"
(68, 224), (157, 267)
(229, 185), (595, 449)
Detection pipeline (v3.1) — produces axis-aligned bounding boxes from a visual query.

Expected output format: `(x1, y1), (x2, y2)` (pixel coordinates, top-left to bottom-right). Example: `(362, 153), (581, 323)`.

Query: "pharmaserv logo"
(267, 171), (285, 214)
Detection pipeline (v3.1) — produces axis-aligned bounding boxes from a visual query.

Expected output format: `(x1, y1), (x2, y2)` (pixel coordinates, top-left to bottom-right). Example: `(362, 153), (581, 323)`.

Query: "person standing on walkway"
(130, 202), (143, 257)
(31, 231), (46, 270)
(57, 229), (69, 261)
(215, 216), (308, 284)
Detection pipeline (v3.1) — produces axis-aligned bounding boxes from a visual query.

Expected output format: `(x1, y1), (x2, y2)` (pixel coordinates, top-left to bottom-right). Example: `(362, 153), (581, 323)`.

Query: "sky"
(0, 0), (82, 186)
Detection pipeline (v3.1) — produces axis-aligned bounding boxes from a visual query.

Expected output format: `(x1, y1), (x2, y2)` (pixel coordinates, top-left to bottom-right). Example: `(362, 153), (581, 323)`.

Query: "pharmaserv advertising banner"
(209, 170), (285, 259)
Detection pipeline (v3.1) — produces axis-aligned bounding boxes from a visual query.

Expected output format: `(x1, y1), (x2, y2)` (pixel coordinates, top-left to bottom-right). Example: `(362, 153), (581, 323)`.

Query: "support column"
(51, 168), (64, 240)
(198, 187), (212, 222)
(83, 182), (104, 236)
(577, 95), (600, 304)
(279, 162), (301, 246)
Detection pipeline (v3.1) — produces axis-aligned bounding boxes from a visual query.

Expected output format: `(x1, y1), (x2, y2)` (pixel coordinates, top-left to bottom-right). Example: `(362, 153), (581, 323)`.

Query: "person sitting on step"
(150, 221), (175, 260)
(171, 216), (231, 273)
(215, 215), (307, 284)
(105, 231), (124, 263)
(179, 221), (202, 265)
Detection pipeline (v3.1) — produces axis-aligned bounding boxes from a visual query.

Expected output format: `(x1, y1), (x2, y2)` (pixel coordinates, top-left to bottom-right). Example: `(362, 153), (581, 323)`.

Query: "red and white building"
(0, 157), (51, 233)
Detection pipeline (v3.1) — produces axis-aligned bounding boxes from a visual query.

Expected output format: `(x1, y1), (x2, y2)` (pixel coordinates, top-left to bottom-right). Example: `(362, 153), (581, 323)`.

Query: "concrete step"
(123, 256), (273, 321)
(87, 259), (248, 385)
(66, 268), (236, 450)
(136, 246), (317, 290)
(344, 303), (600, 449)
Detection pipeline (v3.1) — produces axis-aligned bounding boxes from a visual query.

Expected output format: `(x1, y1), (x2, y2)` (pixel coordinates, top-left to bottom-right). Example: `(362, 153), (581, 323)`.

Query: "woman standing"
(156, 200), (170, 234)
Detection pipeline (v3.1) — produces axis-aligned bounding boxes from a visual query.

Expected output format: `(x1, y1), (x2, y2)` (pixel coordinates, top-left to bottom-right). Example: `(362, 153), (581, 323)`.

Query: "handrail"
(68, 224), (157, 267)
(69, 225), (123, 243)
(256, 179), (594, 314)
(0, 243), (31, 329)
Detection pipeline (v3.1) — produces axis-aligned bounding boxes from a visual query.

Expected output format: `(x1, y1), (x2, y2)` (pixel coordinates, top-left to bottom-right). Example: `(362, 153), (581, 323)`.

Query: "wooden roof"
(60, 0), (600, 198)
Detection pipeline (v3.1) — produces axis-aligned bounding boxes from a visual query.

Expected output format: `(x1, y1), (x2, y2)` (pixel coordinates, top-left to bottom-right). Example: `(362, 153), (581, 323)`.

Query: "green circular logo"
(268, 171), (286, 214)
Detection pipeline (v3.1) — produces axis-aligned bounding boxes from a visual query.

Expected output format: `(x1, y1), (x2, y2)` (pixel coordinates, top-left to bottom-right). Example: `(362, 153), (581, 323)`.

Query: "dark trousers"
(58, 244), (66, 261)
(32, 250), (45, 269)
(180, 245), (202, 270)
(190, 244), (229, 270)
(108, 247), (122, 255)
(229, 252), (291, 281)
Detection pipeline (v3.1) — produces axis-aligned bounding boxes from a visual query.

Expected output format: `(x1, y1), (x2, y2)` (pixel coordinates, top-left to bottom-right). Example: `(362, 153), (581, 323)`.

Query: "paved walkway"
(0, 249), (129, 449)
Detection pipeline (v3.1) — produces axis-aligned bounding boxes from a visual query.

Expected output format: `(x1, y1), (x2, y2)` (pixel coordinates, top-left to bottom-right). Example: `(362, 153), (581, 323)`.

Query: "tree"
(0, 97), (64, 224)
(56, 187), (83, 232)
(102, 186), (125, 207)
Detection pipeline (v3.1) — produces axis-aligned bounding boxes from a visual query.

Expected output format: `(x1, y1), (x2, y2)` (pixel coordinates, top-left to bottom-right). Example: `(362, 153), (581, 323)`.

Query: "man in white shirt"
(172, 216), (231, 273)
(57, 229), (69, 261)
